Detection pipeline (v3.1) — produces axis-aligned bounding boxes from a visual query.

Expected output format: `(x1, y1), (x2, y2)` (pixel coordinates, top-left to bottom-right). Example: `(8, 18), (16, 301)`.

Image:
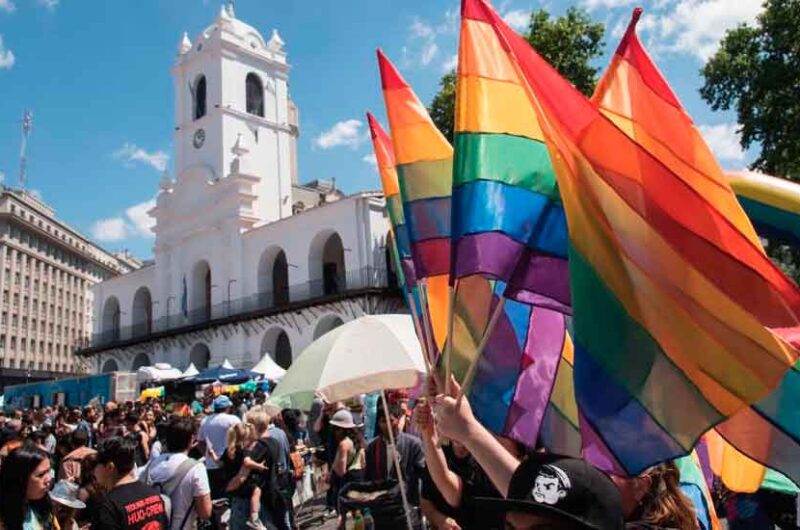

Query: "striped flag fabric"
(378, 50), (451, 352)
(728, 170), (800, 245)
(593, 8), (800, 487)
(461, 0), (800, 475)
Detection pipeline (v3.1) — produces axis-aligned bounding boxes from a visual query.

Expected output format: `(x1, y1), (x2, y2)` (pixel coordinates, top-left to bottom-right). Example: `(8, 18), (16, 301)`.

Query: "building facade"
(0, 188), (139, 389)
(79, 5), (401, 373)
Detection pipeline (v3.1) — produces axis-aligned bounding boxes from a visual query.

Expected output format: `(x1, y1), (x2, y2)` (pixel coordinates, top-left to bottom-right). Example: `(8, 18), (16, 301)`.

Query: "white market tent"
(181, 363), (200, 378)
(137, 362), (183, 383)
(251, 352), (286, 380)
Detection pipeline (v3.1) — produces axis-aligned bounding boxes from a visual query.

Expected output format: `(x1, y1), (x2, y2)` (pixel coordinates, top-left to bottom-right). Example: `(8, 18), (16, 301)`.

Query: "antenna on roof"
(18, 109), (32, 190)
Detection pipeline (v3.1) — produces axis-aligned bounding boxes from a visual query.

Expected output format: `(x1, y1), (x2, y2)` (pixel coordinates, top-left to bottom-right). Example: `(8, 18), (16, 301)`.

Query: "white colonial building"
(79, 5), (402, 373)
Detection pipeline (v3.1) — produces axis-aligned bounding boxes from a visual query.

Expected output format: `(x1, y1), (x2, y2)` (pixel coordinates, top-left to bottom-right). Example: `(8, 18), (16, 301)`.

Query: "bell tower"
(170, 3), (297, 223)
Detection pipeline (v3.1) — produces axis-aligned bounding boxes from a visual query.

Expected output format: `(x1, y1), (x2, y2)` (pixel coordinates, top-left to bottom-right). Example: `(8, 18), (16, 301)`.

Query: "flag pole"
(443, 281), (458, 396)
(457, 297), (506, 406)
(380, 389), (415, 530)
(415, 280), (438, 371)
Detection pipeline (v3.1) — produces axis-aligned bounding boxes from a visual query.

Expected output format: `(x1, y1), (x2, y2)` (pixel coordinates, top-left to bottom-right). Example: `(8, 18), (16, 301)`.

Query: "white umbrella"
(181, 363), (200, 378)
(137, 363), (183, 383)
(271, 314), (425, 530)
(270, 314), (425, 410)
(251, 352), (287, 380)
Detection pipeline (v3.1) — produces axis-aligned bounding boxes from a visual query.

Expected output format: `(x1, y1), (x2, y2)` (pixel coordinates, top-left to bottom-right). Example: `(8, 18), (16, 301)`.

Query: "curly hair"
(638, 463), (699, 530)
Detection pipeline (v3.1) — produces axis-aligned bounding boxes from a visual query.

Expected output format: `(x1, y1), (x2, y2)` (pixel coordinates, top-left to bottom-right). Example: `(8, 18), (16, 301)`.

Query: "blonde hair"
(226, 422), (255, 459)
(638, 463), (698, 530)
(245, 409), (270, 435)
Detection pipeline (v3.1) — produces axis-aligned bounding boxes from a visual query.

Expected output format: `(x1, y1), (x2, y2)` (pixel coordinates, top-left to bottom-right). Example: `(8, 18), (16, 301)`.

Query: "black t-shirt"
(248, 437), (285, 507)
(222, 447), (253, 499)
(421, 447), (504, 530)
(94, 480), (169, 530)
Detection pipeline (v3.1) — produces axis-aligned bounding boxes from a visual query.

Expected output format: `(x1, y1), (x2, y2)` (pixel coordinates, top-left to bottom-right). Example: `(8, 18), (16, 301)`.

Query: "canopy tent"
(137, 363), (183, 384)
(251, 353), (287, 380)
(184, 364), (260, 385)
(222, 359), (234, 369)
(181, 363), (200, 378)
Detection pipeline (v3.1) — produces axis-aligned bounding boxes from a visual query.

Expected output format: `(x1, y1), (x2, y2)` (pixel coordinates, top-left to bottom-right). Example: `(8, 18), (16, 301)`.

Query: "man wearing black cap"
(432, 387), (624, 529)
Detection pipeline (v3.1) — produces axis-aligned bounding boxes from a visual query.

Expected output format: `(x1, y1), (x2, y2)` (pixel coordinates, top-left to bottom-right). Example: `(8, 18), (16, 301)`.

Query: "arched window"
(245, 73), (264, 117)
(193, 75), (207, 121)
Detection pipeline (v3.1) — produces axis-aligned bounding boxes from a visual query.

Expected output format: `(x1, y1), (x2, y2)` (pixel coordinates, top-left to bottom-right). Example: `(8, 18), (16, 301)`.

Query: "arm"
(420, 498), (461, 530)
(332, 439), (351, 478)
(416, 401), (464, 508)
(243, 455), (269, 473)
(432, 385), (519, 497)
(191, 464), (213, 520)
(140, 431), (150, 461)
(194, 493), (212, 520)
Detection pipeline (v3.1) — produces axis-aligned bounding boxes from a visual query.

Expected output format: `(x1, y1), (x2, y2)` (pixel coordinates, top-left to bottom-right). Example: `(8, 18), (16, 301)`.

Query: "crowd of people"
(0, 381), (795, 530)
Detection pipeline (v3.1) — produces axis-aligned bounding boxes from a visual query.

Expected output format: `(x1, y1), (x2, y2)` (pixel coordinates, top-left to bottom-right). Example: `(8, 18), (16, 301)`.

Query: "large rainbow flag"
(461, 0), (800, 475)
(593, 8), (800, 487)
(377, 51), (451, 353)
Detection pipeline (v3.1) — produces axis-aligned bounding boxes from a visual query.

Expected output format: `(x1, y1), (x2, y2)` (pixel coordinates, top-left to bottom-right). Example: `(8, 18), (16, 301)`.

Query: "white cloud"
(113, 143), (169, 172)
(90, 197), (157, 243)
(441, 53), (458, 73)
(0, 35), (15, 70)
(502, 9), (531, 32)
(91, 218), (128, 243)
(420, 42), (439, 66)
(0, 0), (16, 13)
(362, 154), (377, 167)
(638, 0), (762, 61)
(698, 123), (745, 162)
(37, 0), (58, 10)
(582, 0), (635, 9)
(313, 119), (365, 150)
(125, 198), (157, 237)
(410, 18), (434, 39)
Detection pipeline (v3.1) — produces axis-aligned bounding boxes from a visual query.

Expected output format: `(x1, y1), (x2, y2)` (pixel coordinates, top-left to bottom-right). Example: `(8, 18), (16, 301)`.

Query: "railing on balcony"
(81, 266), (396, 350)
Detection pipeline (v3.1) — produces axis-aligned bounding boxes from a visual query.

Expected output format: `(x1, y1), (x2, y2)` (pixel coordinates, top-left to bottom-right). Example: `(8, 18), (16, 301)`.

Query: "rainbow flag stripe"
(378, 51), (452, 350)
(728, 170), (800, 245)
(462, 0), (800, 474)
(451, 15), (569, 310)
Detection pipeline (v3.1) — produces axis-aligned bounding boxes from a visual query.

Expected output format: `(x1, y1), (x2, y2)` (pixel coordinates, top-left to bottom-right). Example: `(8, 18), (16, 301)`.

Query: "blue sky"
(0, 0), (763, 259)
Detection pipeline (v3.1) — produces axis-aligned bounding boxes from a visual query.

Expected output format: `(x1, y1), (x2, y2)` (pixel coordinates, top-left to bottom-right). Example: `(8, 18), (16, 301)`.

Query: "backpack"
(289, 451), (304, 481)
(143, 457), (199, 530)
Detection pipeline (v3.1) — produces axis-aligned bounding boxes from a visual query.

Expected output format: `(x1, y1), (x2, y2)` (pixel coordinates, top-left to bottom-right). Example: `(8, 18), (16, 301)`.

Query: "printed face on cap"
(531, 465), (571, 506)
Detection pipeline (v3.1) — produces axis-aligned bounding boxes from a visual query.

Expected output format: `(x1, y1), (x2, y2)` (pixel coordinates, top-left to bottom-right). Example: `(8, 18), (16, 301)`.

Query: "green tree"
(428, 7), (605, 142)
(700, 0), (800, 180)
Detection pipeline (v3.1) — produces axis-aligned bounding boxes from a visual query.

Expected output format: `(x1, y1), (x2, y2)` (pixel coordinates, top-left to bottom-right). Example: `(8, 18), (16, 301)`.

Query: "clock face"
(193, 128), (206, 149)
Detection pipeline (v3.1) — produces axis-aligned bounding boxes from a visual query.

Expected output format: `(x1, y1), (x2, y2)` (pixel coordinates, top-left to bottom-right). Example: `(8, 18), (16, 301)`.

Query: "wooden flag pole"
(457, 297), (506, 406)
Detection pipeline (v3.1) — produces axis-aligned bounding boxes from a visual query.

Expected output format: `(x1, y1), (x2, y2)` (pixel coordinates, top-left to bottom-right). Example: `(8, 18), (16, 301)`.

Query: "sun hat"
(329, 409), (359, 430)
(49, 479), (87, 510)
(475, 454), (624, 529)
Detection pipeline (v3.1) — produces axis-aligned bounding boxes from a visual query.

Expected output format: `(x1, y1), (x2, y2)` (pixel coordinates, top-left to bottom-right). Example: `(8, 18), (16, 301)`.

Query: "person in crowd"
(49, 479), (86, 530)
(0, 421), (24, 465)
(197, 395), (241, 500)
(244, 409), (290, 530)
(76, 453), (104, 529)
(41, 423), (57, 455)
(75, 408), (96, 449)
(124, 413), (150, 468)
(328, 409), (365, 518)
(612, 464), (699, 529)
(415, 399), (503, 530)
(142, 409), (158, 445)
(93, 436), (168, 530)
(223, 422), (266, 530)
(364, 402), (426, 527)
(0, 444), (56, 530)
(280, 410), (306, 448)
(143, 416), (212, 530)
(59, 429), (96, 482)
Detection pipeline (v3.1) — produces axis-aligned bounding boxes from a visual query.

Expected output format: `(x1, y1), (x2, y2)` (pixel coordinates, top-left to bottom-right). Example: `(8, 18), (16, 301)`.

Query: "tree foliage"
(700, 0), (800, 180)
(428, 7), (605, 143)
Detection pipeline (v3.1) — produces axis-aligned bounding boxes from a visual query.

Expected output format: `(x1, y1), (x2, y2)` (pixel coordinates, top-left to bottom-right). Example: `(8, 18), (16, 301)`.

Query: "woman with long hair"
(76, 453), (105, 529)
(328, 409), (365, 519)
(613, 462), (699, 530)
(0, 444), (55, 530)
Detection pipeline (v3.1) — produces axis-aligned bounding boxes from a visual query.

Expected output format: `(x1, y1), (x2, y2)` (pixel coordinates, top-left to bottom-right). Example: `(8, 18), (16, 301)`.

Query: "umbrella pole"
(380, 389), (415, 530)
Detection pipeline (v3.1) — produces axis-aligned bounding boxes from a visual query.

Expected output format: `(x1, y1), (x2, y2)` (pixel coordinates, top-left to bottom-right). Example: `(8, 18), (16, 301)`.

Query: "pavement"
(295, 497), (339, 530)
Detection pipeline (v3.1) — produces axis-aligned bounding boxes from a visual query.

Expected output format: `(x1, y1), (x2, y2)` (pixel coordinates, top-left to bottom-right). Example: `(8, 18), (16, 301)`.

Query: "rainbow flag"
(378, 50), (451, 351)
(593, 8), (800, 487)
(461, 0), (800, 475)
(444, 2), (575, 446)
(728, 170), (800, 245)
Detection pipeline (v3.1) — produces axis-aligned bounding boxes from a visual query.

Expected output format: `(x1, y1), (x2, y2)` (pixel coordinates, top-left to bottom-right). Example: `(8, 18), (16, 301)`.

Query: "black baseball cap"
(475, 454), (624, 529)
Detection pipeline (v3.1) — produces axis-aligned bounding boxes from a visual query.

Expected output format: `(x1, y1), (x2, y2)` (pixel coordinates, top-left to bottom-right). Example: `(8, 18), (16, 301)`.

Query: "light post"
(166, 296), (176, 329)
